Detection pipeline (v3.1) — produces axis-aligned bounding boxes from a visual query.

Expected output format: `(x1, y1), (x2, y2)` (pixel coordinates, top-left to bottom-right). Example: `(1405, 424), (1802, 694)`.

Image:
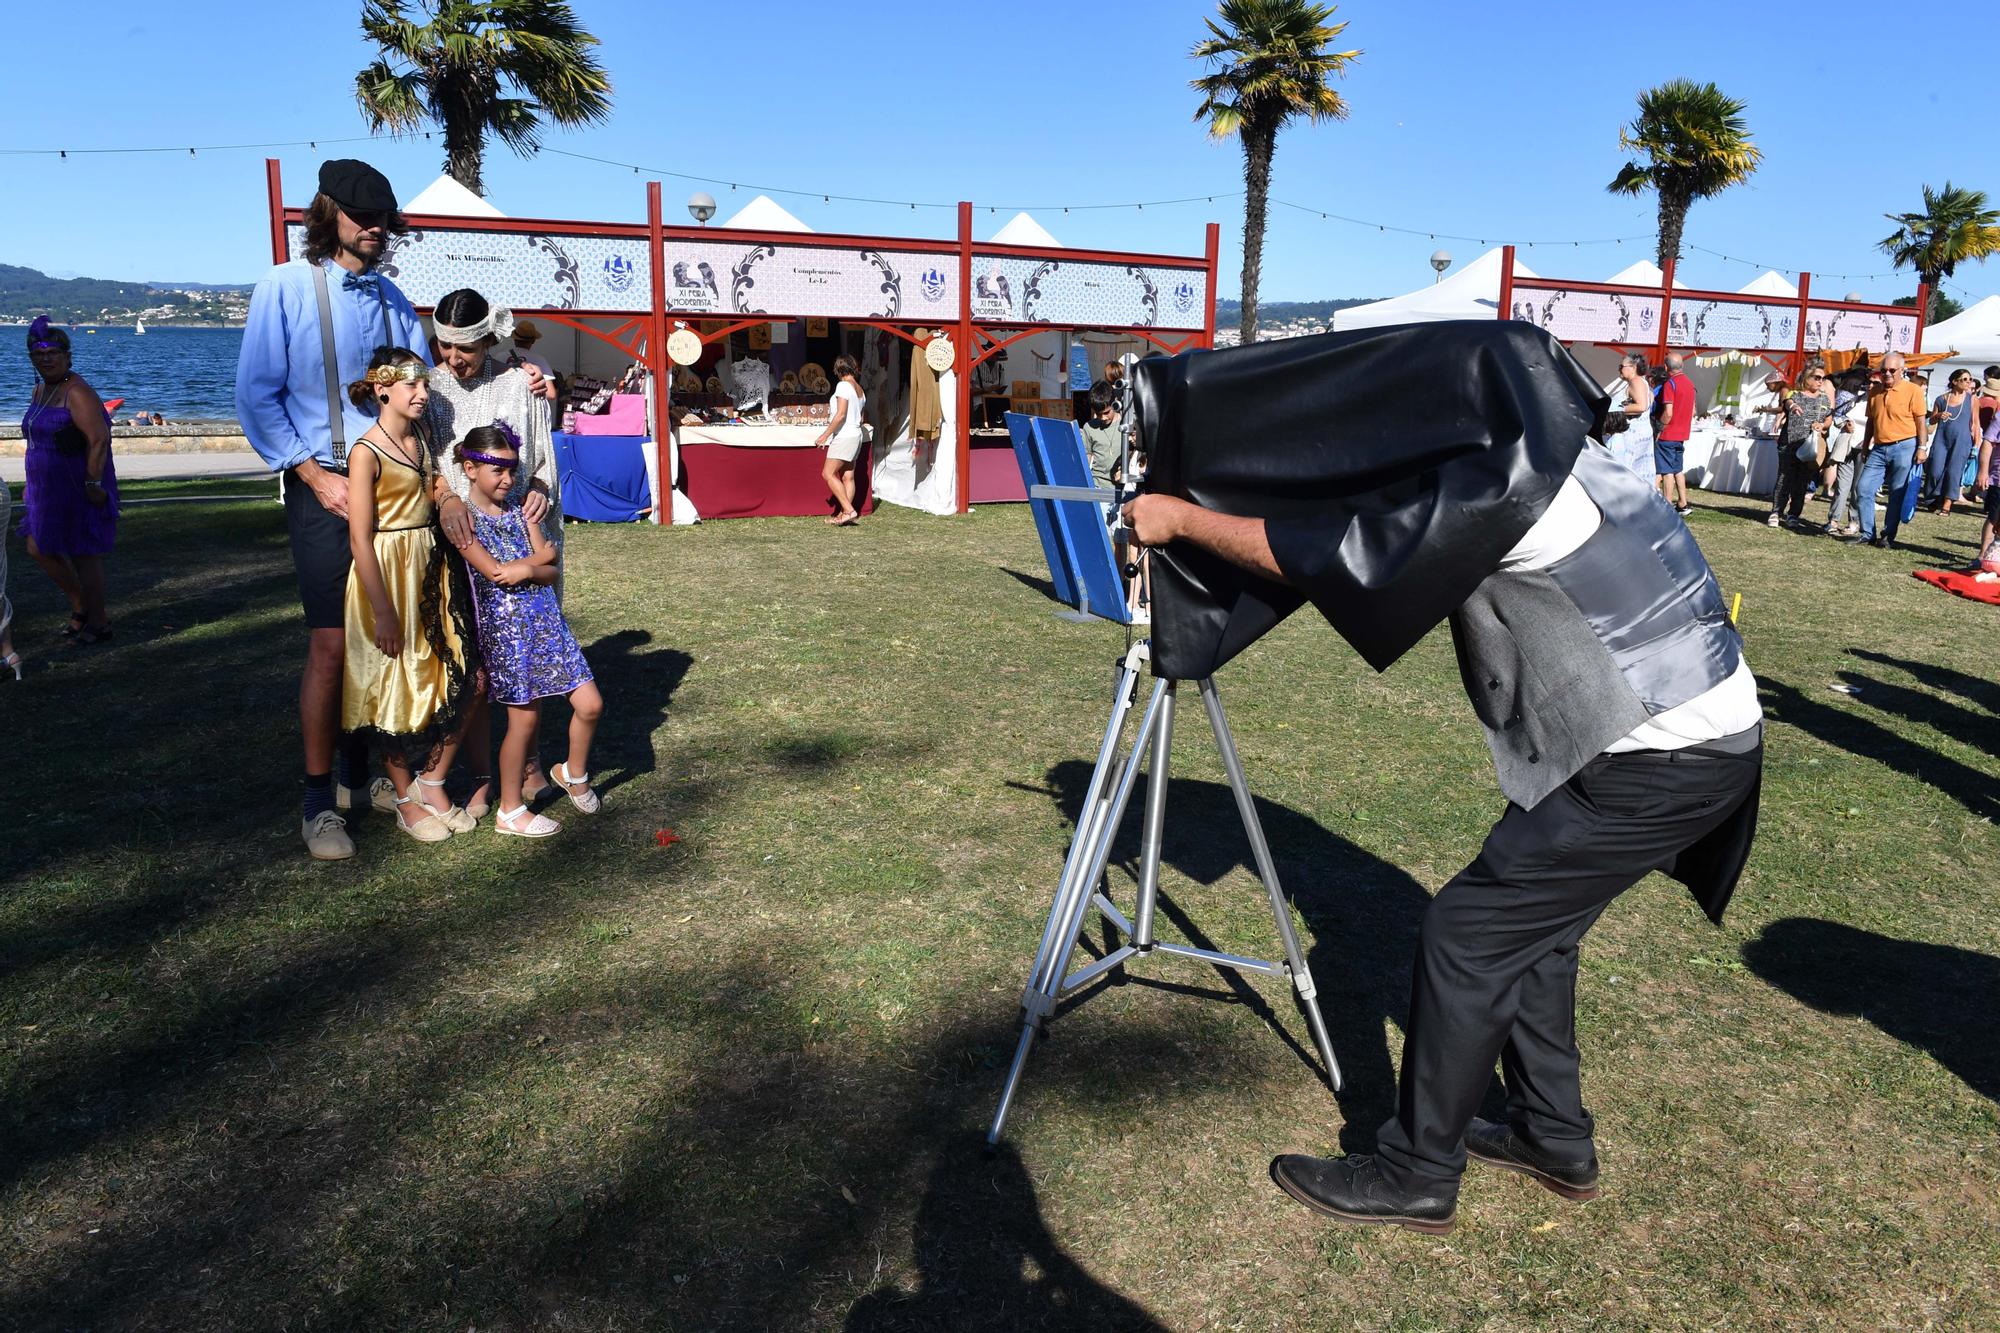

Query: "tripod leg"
(1198, 679), (1344, 1092)
(991, 668), (1157, 1148)
(1133, 682), (1176, 949)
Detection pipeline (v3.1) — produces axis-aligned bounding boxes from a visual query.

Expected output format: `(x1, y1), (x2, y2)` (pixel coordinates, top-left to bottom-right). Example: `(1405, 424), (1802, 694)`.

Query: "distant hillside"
(1215, 297), (1381, 323)
(0, 264), (250, 324)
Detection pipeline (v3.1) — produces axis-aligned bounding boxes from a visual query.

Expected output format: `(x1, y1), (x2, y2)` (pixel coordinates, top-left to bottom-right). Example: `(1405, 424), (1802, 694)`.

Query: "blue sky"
(5, 0), (1990, 305)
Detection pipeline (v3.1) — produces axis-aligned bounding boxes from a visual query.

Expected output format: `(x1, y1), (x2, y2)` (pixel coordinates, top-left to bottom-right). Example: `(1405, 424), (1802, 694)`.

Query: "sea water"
(2, 325), (245, 423)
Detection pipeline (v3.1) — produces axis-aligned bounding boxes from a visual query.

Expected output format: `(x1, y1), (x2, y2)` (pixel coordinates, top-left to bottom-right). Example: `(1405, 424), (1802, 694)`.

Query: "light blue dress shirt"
(234, 258), (431, 471)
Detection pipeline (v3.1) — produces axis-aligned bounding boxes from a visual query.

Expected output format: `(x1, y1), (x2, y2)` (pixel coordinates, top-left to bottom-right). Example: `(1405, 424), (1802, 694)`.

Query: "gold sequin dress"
(341, 438), (477, 763)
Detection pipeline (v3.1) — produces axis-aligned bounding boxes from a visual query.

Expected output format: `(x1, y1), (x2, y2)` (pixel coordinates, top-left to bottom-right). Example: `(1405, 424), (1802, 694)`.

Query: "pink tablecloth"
(969, 437), (1028, 504)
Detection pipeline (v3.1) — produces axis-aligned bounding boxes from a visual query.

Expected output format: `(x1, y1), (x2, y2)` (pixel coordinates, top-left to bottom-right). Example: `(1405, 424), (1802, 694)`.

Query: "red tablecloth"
(680, 442), (873, 521)
(969, 437), (1028, 504)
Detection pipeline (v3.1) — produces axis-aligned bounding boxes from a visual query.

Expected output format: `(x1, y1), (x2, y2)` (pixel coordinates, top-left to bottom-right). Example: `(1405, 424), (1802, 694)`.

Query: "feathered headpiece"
(27, 315), (63, 351)
(433, 303), (516, 347)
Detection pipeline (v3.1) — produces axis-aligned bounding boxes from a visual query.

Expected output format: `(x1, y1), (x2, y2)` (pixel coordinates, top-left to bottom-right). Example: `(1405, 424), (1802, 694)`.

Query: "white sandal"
(495, 804), (561, 839)
(552, 761), (601, 814)
(415, 775), (477, 832)
(1, 652), (21, 682)
(393, 791), (454, 842)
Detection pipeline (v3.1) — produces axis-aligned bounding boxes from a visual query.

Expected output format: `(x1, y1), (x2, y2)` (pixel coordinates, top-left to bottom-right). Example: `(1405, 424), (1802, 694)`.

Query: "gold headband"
(363, 363), (430, 386)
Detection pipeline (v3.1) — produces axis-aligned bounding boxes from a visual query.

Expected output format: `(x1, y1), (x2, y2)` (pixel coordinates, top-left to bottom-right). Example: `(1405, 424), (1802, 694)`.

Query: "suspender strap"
(312, 263), (347, 467)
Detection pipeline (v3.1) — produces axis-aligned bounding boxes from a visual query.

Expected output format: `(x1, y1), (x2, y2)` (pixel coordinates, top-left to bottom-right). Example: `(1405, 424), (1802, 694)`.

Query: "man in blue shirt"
(236, 159), (430, 861)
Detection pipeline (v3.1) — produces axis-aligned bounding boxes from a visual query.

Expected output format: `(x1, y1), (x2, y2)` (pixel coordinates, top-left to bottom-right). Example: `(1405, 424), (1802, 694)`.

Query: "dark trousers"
(1771, 448), (1817, 520)
(1373, 735), (1763, 1192)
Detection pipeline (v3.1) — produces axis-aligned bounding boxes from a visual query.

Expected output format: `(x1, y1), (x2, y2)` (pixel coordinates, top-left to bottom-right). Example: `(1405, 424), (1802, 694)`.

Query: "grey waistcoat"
(1449, 444), (1744, 810)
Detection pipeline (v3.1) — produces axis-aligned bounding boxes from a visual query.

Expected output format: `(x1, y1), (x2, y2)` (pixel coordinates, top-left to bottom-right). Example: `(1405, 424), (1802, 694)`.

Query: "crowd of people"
(1751, 353), (1998, 553)
(230, 158), (607, 860)
(1596, 347), (1999, 560)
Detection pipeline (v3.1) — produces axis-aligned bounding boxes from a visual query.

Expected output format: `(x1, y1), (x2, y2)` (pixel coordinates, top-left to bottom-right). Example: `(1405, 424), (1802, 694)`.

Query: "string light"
(2, 130), (1944, 283)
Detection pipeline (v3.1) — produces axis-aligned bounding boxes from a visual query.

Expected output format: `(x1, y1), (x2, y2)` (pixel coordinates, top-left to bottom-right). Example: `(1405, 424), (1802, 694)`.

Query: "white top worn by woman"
(1605, 380), (1655, 483)
(830, 380), (866, 449)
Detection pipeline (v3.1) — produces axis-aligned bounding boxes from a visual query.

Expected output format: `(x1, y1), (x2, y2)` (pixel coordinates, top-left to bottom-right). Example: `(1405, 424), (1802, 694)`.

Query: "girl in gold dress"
(342, 347), (481, 842)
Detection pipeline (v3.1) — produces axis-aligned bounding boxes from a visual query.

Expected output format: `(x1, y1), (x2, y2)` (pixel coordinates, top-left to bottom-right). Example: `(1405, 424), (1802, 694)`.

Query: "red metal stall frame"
(1497, 244), (1930, 381)
(266, 160), (1218, 517)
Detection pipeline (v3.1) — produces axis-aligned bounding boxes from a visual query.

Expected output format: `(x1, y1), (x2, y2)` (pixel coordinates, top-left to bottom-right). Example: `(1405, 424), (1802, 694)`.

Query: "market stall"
(262, 160), (1218, 522)
(1496, 246), (1931, 496)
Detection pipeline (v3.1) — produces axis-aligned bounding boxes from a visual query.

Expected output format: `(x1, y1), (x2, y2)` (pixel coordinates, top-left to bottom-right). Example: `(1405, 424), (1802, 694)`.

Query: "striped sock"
(304, 772), (335, 821)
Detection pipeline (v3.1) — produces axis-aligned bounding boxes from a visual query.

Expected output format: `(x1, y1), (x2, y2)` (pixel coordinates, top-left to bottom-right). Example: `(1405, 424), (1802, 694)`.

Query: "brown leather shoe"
(1465, 1118), (1600, 1200)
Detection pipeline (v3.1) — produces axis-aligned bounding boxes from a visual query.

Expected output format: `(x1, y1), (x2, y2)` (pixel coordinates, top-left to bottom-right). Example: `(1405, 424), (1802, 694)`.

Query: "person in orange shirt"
(1846, 353), (1930, 548)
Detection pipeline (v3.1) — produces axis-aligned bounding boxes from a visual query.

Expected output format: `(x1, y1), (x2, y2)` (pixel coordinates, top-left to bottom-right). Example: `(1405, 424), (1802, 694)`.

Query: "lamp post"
(688, 192), (716, 226)
(1430, 249), (1452, 284)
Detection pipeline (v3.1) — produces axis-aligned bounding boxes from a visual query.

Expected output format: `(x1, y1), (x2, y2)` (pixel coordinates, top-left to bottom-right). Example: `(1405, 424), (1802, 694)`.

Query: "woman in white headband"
(423, 286), (563, 817)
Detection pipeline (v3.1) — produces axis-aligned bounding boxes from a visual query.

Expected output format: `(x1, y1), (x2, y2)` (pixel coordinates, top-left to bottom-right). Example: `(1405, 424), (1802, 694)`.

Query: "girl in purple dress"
(21, 317), (117, 643)
(454, 424), (604, 838)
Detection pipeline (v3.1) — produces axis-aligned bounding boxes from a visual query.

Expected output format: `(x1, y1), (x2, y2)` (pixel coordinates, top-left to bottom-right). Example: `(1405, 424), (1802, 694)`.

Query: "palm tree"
(354, 0), (613, 197)
(1607, 79), (1760, 272)
(1879, 183), (2000, 324)
(1191, 0), (1359, 344)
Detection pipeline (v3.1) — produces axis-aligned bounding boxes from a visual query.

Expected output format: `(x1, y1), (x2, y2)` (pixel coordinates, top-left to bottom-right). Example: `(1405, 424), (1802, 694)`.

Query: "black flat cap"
(317, 159), (398, 214)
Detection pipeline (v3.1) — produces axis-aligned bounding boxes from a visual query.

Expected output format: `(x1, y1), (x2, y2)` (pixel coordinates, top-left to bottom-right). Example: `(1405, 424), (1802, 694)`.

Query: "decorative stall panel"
(969, 254), (1208, 330)
(1805, 305), (1919, 356)
(285, 223), (652, 311)
(659, 240), (960, 321)
(1674, 299), (1801, 350)
(1507, 283), (1664, 344)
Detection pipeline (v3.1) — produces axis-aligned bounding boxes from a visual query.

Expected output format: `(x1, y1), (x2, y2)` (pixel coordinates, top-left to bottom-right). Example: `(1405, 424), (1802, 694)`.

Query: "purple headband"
(28, 315), (62, 352)
(460, 448), (518, 468)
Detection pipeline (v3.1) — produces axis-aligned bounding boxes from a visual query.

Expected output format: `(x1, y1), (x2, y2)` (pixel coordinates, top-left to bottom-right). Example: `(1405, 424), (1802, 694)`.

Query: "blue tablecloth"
(553, 431), (652, 523)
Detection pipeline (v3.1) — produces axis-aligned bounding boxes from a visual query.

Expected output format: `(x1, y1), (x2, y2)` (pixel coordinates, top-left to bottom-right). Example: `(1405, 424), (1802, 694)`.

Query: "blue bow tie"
(341, 271), (380, 293)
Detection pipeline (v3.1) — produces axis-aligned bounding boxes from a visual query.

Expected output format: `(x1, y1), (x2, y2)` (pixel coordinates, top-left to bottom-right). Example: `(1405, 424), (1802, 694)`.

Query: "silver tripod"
(987, 638), (1344, 1147)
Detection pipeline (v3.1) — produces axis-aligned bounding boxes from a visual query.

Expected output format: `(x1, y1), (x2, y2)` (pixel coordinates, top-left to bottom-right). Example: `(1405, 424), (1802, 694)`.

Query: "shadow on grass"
(1848, 648), (2000, 718)
(1037, 759), (1433, 1154)
(573, 628), (691, 797)
(1757, 677), (2000, 822)
(1741, 918), (1998, 1104)
(845, 1137), (1168, 1332)
(999, 566), (1060, 604)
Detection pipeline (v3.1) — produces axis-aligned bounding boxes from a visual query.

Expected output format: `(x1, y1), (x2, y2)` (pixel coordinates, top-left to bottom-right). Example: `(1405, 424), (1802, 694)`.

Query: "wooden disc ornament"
(925, 335), (956, 374)
(666, 328), (702, 366)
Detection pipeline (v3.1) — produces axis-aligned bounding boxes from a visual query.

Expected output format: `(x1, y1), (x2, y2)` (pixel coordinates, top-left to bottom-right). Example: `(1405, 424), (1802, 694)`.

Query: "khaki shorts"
(826, 433), (864, 464)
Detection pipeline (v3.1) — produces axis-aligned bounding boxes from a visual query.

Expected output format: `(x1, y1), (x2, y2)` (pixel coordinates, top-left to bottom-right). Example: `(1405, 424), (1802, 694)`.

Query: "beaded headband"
(364, 362), (430, 386)
(459, 448), (519, 468)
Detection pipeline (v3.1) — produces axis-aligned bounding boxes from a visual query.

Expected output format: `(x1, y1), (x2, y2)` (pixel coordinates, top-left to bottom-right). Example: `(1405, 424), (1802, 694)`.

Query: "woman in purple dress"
(451, 424), (604, 839)
(21, 317), (117, 642)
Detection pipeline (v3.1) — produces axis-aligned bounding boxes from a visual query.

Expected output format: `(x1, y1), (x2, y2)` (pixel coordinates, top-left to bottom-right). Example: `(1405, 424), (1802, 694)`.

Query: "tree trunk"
(1238, 120), (1276, 345)
(441, 80), (485, 197)
(1922, 270), (1941, 325)
(1656, 189), (1690, 271)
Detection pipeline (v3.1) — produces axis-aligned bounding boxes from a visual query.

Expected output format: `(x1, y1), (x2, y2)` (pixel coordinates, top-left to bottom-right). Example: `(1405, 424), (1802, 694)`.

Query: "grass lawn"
(2, 480), (1996, 1331)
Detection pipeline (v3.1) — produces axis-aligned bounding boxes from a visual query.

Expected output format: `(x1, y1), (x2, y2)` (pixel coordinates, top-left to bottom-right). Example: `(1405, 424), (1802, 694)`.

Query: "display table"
(552, 431), (653, 523)
(969, 436), (1028, 503)
(675, 422), (873, 521)
(1683, 421), (1777, 497)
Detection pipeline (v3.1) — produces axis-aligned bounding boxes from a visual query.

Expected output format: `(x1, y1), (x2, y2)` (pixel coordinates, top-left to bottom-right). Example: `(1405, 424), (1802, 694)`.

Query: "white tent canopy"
(1332, 247), (1539, 329)
(1735, 270), (1799, 299)
(403, 174), (504, 217)
(1916, 295), (2000, 362)
(720, 194), (815, 233)
(1603, 259), (1686, 289)
(988, 211), (1062, 247)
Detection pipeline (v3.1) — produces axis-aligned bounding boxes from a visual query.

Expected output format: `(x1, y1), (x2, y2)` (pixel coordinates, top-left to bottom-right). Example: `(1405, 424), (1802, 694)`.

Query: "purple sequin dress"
(20, 388), (118, 556)
(468, 502), (592, 705)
